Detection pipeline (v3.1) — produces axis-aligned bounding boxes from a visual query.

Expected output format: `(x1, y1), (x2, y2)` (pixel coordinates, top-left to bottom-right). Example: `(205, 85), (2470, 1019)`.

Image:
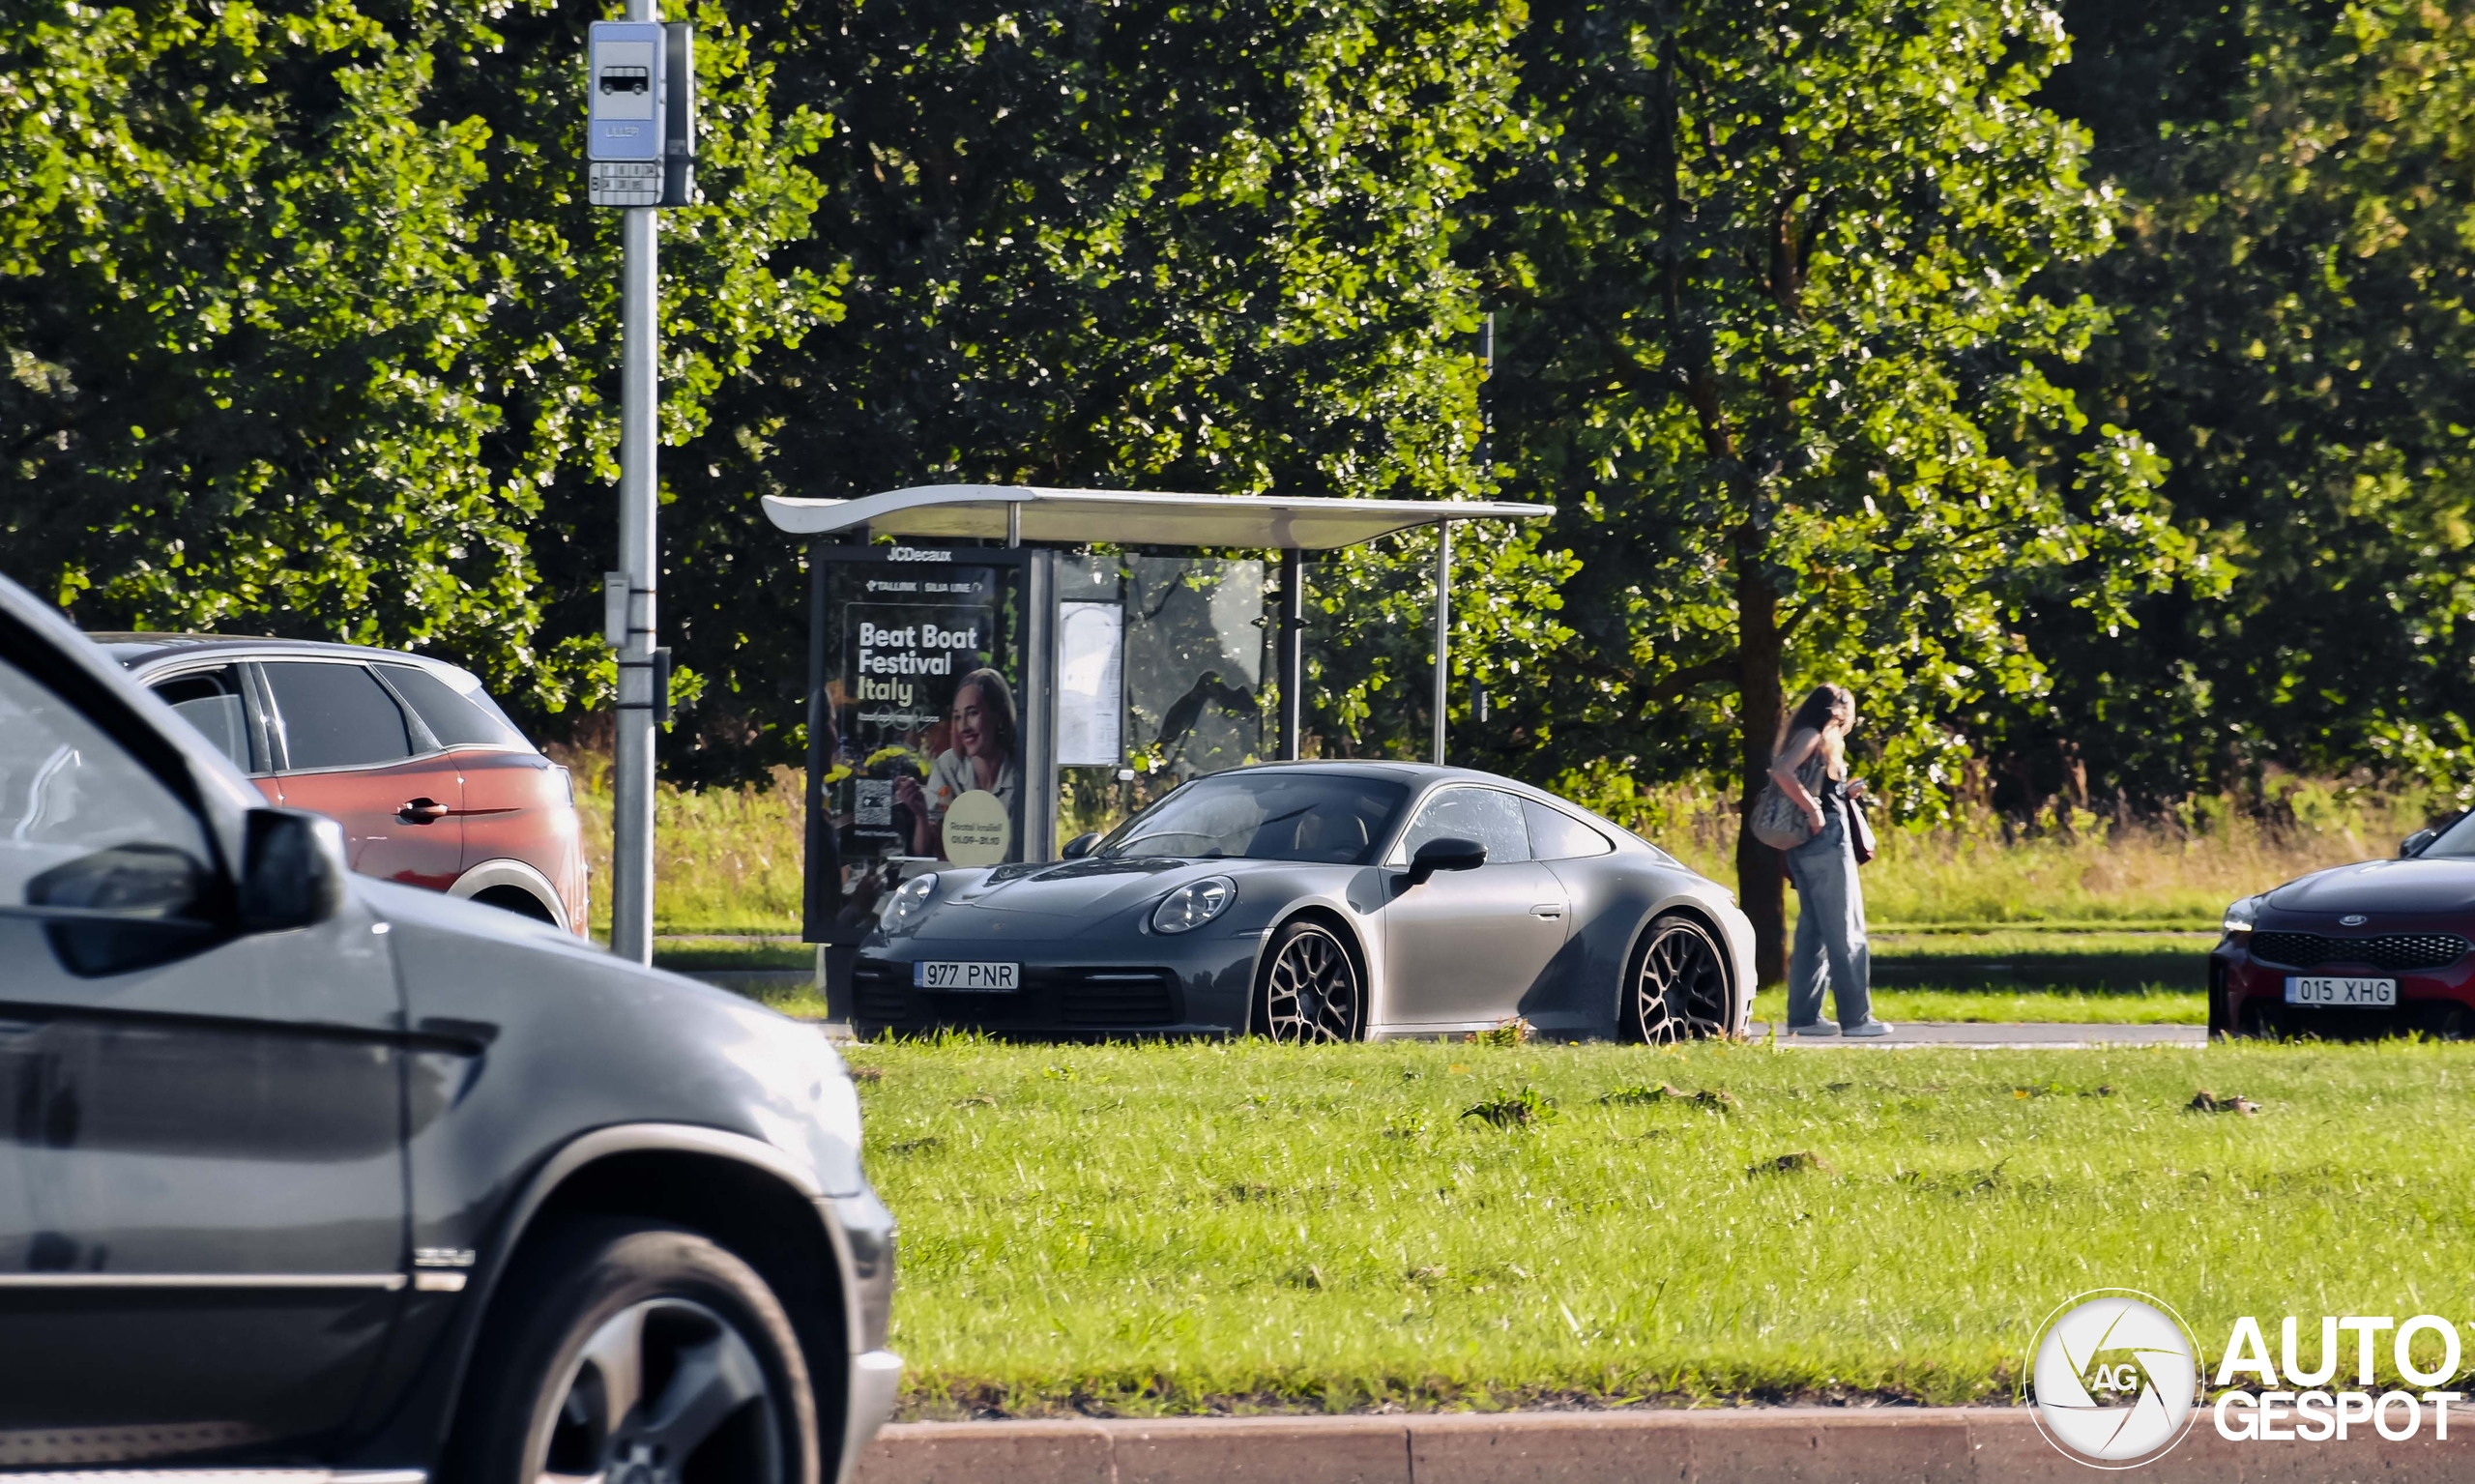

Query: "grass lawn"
(855, 1036), (2472, 1418)
(1755, 929), (2215, 1024)
(1749, 985), (2203, 1025)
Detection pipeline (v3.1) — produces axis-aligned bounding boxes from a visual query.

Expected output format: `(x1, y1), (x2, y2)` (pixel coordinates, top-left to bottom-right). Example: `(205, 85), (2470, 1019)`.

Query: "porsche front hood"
(914, 857), (1272, 942)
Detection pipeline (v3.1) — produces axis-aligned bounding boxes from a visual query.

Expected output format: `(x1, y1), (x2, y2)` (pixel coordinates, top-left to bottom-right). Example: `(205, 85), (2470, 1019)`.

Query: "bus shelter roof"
(762, 484), (1553, 550)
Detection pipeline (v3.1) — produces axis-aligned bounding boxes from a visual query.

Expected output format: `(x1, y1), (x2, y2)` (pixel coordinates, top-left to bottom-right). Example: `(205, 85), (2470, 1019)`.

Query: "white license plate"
(2286, 975), (2397, 1007)
(914, 961), (1020, 992)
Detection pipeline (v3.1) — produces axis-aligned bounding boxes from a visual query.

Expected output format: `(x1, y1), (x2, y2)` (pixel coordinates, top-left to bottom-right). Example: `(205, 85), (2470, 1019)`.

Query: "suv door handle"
(1530, 904), (1564, 920)
(398, 798), (451, 825)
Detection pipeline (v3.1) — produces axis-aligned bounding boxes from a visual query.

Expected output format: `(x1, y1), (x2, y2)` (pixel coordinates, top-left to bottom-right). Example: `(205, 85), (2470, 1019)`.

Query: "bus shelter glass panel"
(809, 557), (1025, 943)
(1055, 556), (1272, 848)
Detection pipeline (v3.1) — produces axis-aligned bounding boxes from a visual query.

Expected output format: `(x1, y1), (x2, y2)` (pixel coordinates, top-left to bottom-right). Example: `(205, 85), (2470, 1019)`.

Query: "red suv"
(96, 634), (589, 934)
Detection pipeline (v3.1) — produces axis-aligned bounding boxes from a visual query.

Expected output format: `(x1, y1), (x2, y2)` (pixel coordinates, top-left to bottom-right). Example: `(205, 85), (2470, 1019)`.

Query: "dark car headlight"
(885, 873), (938, 933)
(2222, 894), (2258, 937)
(1153, 876), (1237, 934)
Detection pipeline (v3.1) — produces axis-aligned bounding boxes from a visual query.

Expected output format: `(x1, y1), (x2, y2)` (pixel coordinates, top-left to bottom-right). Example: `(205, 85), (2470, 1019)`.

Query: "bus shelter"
(760, 484), (1553, 951)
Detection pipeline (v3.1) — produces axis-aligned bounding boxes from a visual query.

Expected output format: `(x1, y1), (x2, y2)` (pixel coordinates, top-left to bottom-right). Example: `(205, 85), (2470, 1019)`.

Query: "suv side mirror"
(1407, 836), (1487, 886)
(240, 809), (348, 931)
(2402, 828), (2439, 859)
(1062, 831), (1102, 860)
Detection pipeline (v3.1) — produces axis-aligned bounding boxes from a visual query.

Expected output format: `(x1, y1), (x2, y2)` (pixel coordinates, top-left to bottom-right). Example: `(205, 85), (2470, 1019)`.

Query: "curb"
(851, 1406), (2473, 1484)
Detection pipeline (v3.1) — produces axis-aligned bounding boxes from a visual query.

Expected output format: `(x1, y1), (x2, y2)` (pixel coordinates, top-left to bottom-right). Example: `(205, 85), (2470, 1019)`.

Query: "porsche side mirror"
(239, 809), (348, 931)
(1407, 836), (1487, 886)
(2402, 828), (2438, 858)
(1062, 831), (1102, 860)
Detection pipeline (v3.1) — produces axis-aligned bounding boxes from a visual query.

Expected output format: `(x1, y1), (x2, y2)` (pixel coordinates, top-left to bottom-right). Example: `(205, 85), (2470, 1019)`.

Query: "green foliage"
(637, 0), (1527, 781)
(11, 0), (2472, 840)
(1468, 0), (2193, 821)
(1461, 1084), (1559, 1126)
(0, 0), (833, 718)
(2025, 0), (2475, 803)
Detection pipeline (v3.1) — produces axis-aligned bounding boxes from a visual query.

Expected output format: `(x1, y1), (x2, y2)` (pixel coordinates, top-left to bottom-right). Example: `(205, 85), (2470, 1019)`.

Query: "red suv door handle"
(398, 798), (451, 825)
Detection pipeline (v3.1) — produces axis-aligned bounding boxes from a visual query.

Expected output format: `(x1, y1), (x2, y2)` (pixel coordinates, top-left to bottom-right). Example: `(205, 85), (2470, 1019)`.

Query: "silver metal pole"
(1433, 520), (1450, 766)
(609, 194), (659, 963)
(1279, 548), (1303, 761)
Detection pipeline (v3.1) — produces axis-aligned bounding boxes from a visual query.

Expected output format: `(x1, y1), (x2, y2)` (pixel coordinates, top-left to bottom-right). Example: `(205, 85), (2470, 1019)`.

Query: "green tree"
(0, 0), (833, 714)
(1473, 0), (2189, 978)
(2028, 0), (2475, 807)
(626, 0), (1527, 781)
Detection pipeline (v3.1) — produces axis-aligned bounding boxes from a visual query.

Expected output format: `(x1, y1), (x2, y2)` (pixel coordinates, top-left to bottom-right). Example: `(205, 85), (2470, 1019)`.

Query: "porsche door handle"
(398, 798), (451, 825)
(1530, 904), (1565, 920)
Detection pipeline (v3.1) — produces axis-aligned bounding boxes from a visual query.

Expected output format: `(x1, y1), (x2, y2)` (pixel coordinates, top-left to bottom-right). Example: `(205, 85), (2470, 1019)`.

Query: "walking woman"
(1768, 684), (1891, 1037)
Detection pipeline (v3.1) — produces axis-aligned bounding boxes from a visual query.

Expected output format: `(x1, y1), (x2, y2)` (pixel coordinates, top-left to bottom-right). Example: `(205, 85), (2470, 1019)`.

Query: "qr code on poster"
(855, 778), (892, 827)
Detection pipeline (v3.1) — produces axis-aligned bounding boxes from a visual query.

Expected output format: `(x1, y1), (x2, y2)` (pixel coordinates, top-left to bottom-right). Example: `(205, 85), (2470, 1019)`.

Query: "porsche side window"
(1522, 800), (1614, 860)
(0, 654), (214, 917)
(149, 664), (258, 772)
(1399, 787), (1530, 864)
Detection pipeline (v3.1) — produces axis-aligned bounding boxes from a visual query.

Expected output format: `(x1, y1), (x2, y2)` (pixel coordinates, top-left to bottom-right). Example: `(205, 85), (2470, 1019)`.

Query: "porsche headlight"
(885, 873), (938, 932)
(1153, 876), (1237, 934)
(2222, 894), (2259, 936)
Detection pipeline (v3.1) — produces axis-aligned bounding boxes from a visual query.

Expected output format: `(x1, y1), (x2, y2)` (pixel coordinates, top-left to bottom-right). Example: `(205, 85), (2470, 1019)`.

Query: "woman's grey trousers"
(1784, 803), (1874, 1030)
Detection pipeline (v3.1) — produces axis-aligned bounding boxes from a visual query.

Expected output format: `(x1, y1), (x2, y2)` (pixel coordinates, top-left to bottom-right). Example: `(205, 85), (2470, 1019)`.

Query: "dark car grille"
(1055, 970), (1179, 1026)
(852, 959), (911, 1023)
(851, 959), (1181, 1030)
(2249, 931), (2470, 972)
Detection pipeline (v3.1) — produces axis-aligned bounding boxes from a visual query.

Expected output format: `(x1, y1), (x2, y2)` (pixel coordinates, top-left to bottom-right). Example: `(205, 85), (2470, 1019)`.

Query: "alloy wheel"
(1263, 924), (1361, 1043)
(534, 1297), (781, 1484)
(1633, 918), (1730, 1043)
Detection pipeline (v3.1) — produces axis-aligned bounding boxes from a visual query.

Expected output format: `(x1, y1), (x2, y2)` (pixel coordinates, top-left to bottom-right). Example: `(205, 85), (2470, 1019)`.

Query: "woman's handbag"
(1848, 791), (1878, 865)
(1751, 756), (1827, 851)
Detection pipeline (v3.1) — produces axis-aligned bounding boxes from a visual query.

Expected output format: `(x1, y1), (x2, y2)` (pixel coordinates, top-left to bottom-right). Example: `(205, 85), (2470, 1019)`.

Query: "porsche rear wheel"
(1256, 919), (1364, 1043)
(1628, 915), (1732, 1043)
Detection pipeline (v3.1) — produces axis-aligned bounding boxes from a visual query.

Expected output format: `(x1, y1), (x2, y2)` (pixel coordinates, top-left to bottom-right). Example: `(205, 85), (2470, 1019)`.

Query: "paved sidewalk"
(1751, 1021), (2206, 1049)
(851, 1407), (2464, 1484)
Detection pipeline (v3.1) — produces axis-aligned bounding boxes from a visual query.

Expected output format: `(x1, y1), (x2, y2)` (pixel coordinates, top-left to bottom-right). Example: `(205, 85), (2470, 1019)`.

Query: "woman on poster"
(893, 667), (1022, 861)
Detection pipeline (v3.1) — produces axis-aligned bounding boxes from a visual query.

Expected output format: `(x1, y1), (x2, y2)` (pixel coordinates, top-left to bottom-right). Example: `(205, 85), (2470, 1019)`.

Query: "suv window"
(149, 664), (258, 772)
(263, 662), (413, 771)
(376, 663), (528, 750)
(1523, 799), (1615, 860)
(2, 654), (214, 915)
(1398, 786), (1531, 864)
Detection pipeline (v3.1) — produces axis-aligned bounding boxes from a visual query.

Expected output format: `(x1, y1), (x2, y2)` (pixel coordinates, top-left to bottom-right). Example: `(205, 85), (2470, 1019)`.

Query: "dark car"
(94, 633), (590, 934)
(1, 576), (896, 1481)
(853, 762), (1754, 1042)
(2214, 817), (2475, 1039)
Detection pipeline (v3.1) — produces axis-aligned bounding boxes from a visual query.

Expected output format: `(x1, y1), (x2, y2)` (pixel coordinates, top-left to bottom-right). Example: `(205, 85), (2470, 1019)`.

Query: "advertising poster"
(1056, 599), (1124, 767)
(811, 561), (1021, 941)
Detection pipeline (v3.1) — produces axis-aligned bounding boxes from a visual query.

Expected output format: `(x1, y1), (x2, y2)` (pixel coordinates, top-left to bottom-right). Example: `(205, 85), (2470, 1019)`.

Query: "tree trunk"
(1734, 551), (1787, 987)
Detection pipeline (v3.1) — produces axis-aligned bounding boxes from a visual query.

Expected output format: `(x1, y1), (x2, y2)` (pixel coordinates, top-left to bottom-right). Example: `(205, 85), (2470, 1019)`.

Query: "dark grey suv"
(0, 576), (897, 1482)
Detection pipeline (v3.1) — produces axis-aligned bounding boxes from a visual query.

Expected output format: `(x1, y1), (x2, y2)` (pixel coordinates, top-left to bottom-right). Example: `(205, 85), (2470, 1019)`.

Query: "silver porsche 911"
(853, 762), (1755, 1042)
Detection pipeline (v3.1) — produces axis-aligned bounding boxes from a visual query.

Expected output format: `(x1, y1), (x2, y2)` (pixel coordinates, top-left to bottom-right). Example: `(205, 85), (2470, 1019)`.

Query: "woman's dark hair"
(1774, 684), (1855, 758)
(953, 667), (1018, 758)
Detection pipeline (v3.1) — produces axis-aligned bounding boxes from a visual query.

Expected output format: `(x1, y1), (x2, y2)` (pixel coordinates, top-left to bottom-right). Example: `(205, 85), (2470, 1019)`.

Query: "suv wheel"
(454, 1219), (820, 1484)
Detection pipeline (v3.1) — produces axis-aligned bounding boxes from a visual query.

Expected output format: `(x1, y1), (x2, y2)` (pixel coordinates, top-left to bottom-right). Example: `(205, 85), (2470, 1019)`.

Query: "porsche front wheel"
(1255, 919), (1364, 1043)
(1627, 914), (1732, 1043)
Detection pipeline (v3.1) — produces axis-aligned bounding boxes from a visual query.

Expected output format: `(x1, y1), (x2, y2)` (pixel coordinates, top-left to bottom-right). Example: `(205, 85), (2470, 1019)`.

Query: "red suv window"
(262, 662), (412, 771)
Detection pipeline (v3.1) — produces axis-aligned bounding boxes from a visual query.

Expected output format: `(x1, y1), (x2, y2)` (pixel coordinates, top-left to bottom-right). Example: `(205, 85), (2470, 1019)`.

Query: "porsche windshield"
(1098, 772), (1409, 864)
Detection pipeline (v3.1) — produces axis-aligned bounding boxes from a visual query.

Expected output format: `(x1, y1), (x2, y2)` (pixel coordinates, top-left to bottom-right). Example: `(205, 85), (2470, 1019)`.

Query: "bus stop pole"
(609, 162), (659, 966)
(1433, 520), (1450, 765)
(1279, 548), (1303, 761)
